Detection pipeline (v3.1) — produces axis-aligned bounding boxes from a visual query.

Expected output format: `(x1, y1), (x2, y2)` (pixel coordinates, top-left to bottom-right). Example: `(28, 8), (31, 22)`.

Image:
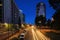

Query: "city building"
(0, 0), (3, 23)
(35, 2), (46, 26)
(11, 0), (20, 24)
(0, 0), (20, 24)
(19, 10), (25, 24)
(36, 2), (46, 17)
(4, 0), (12, 23)
(0, 0), (22, 31)
(0, 0), (12, 23)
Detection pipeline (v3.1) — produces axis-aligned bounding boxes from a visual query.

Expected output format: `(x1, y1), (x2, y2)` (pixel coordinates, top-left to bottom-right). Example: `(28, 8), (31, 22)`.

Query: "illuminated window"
(51, 18), (54, 22)
(40, 3), (44, 5)
(0, 4), (2, 6)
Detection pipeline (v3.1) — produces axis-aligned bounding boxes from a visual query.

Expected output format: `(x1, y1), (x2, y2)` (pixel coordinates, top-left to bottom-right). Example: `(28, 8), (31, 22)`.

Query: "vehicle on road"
(18, 33), (25, 40)
(23, 29), (27, 33)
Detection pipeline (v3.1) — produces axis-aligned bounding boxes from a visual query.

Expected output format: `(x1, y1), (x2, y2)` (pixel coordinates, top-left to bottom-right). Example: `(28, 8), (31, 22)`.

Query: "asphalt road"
(2, 26), (59, 40)
(24, 27), (50, 40)
(25, 28), (34, 40)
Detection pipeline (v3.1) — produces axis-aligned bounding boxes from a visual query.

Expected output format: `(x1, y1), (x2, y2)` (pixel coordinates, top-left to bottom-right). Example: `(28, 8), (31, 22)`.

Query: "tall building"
(35, 2), (46, 26)
(19, 10), (25, 24)
(11, 0), (20, 24)
(0, 0), (4, 23)
(0, 0), (20, 24)
(0, 0), (12, 23)
(36, 2), (46, 17)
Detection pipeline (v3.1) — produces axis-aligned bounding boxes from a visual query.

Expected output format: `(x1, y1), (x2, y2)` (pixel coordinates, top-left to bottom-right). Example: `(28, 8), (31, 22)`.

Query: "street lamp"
(32, 26), (34, 28)
(51, 18), (54, 22)
(21, 24), (25, 28)
(38, 21), (41, 23)
(4, 23), (8, 28)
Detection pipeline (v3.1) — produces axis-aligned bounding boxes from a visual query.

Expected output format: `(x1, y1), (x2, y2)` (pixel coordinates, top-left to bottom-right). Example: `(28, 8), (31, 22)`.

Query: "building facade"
(19, 10), (25, 24)
(0, 0), (12, 23)
(4, 0), (12, 23)
(35, 2), (46, 26)
(0, 0), (4, 23)
(0, 0), (20, 24)
(11, 0), (20, 24)
(36, 2), (46, 17)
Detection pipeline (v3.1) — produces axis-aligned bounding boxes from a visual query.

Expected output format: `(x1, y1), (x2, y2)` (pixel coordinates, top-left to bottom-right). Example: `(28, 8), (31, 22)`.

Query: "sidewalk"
(0, 31), (13, 40)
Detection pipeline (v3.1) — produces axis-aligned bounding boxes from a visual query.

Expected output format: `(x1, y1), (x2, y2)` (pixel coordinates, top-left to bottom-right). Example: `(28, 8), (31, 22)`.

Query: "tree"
(35, 15), (46, 26)
(49, 0), (60, 30)
(52, 10), (60, 29)
(49, 0), (60, 10)
(47, 19), (51, 26)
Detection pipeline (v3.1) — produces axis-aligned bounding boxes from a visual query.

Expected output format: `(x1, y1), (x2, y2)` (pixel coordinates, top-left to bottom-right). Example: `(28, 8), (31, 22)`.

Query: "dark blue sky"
(15, 0), (55, 24)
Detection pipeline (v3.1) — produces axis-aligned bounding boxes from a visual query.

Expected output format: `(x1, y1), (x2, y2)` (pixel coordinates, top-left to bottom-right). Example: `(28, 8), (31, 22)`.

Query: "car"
(18, 33), (25, 40)
(23, 29), (27, 33)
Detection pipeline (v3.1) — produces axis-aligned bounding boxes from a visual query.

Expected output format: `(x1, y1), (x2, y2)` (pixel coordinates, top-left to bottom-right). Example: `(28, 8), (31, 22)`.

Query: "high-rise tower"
(0, 0), (4, 23)
(35, 2), (46, 26)
(36, 2), (46, 17)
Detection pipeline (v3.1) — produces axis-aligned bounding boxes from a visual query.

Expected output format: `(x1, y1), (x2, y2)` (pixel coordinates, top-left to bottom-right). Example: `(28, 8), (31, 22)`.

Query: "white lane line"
(32, 29), (35, 40)
(36, 30), (50, 40)
(32, 29), (39, 40)
(33, 29), (39, 40)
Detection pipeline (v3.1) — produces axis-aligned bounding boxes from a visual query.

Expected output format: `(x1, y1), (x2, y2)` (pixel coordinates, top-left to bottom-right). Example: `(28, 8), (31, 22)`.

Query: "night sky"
(14, 0), (55, 24)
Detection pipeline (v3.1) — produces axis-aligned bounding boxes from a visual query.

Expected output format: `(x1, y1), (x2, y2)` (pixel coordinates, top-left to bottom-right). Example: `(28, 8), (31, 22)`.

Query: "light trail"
(36, 30), (50, 40)
(27, 26), (50, 40)
(32, 29), (35, 40)
(31, 27), (50, 40)
(32, 29), (39, 40)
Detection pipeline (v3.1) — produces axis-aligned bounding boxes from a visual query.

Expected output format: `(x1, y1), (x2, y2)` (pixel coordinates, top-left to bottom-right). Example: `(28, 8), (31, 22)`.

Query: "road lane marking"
(32, 29), (36, 40)
(32, 29), (39, 40)
(36, 30), (50, 40)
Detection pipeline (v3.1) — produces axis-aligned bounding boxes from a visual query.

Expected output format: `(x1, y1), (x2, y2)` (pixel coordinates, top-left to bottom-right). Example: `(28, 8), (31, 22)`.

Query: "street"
(0, 26), (60, 40)
(0, 0), (60, 40)
(0, 31), (14, 40)
(25, 27), (50, 40)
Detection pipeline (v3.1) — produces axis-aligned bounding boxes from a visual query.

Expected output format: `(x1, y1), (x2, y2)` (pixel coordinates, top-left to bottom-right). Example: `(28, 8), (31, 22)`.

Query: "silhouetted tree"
(49, 0), (60, 29)
(47, 19), (51, 26)
(35, 15), (46, 26)
(52, 10), (60, 29)
(49, 0), (60, 10)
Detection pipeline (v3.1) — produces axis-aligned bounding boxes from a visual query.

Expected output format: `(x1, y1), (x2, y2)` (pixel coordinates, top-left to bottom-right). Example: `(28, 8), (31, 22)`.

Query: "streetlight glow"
(4, 23), (8, 28)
